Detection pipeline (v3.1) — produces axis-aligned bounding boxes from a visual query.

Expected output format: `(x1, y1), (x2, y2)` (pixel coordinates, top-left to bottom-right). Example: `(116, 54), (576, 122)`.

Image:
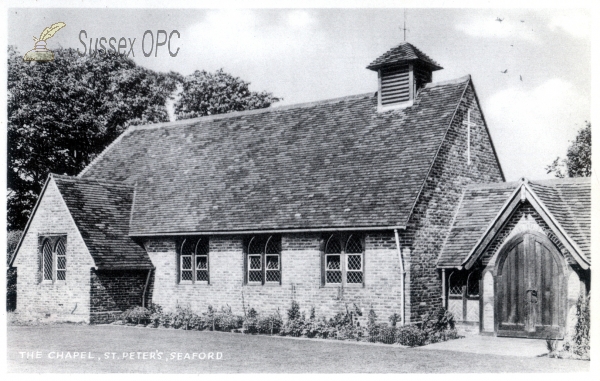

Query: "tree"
(7, 230), (22, 311)
(174, 69), (280, 120)
(7, 46), (180, 229)
(546, 122), (591, 178)
(8, 48), (280, 230)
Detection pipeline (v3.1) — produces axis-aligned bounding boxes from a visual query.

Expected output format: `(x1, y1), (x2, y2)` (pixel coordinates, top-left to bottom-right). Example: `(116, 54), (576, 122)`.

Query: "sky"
(7, 7), (592, 181)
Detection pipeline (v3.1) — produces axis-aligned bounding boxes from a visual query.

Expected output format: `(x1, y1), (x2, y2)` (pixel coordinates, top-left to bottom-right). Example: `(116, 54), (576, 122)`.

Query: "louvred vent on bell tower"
(380, 65), (410, 105)
(367, 42), (443, 110)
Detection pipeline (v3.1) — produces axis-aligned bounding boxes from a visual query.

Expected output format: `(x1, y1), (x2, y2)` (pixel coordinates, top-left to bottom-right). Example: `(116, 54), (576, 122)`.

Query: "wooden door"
(495, 232), (565, 339)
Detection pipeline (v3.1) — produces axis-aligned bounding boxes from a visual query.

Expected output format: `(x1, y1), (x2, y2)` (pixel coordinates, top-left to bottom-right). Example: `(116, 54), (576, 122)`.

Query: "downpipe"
(142, 268), (154, 307)
(394, 229), (405, 326)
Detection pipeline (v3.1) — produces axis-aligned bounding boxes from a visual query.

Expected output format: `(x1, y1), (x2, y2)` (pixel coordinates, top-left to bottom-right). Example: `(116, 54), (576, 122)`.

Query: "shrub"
(281, 300), (306, 337)
(366, 309), (380, 342)
(287, 300), (301, 321)
(214, 305), (243, 331)
(172, 305), (196, 330)
(388, 313), (401, 327)
(397, 325), (427, 347)
(571, 293), (590, 358)
(159, 312), (174, 328)
(327, 310), (363, 341)
(561, 293), (590, 360)
(243, 308), (259, 334)
(309, 306), (316, 320)
(203, 305), (216, 330)
(422, 306), (455, 333)
(377, 325), (398, 344)
(148, 304), (164, 328)
(281, 318), (305, 337)
(329, 311), (352, 327)
(335, 323), (363, 341)
(188, 314), (208, 331)
(120, 306), (150, 325)
(302, 317), (334, 338)
(417, 307), (459, 345)
(428, 328), (459, 344)
(257, 313), (283, 335)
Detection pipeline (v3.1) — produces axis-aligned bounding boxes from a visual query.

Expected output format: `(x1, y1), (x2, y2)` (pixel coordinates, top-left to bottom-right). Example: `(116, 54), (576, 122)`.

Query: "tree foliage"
(7, 230), (22, 311)
(7, 46), (180, 229)
(174, 69), (280, 120)
(8, 46), (280, 230)
(546, 122), (591, 178)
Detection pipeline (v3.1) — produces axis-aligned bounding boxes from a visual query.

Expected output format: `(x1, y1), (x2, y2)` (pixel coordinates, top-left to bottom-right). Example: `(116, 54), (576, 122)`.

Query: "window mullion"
(342, 248), (346, 287)
(53, 248), (57, 284)
(192, 254), (196, 284)
(262, 252), (266, 285)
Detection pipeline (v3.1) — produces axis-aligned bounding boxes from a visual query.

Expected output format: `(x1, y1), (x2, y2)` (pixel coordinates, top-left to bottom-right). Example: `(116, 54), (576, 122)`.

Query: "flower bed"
(116, 301), (461, 347)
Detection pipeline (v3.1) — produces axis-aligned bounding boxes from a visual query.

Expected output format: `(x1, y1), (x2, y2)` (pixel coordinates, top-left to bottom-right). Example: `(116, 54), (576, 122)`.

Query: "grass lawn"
(7, 325), (589, 373)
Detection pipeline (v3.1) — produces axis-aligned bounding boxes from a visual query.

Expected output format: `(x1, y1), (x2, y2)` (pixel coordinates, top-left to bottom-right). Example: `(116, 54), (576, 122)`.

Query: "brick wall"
(89, 269), (150, 324)
(403, 82), (504, 322)
(145, 232), (404, 326)
(12, 178), (96, 322)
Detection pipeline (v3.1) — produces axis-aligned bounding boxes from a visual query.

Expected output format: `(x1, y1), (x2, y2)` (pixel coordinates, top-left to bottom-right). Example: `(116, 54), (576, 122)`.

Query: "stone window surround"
(39, 234), (67, 284)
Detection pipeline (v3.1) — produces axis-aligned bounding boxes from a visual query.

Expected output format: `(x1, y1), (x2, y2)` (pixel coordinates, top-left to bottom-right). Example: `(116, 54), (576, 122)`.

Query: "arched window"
(323, 233), (364, 286)
(55, 238), (67, 281)
(246, 235), (281, 285)
(265, 236), (281, 283)
(467, 271), (479, 297)
(448, 271), (466, 297)
(40, 235), (67, 283)
(42, 239), (53, 281)
(195, 238), (209, 282)
(345, 235), (363, 284)
(179, 237), (210, 284)
(325, 235), (342, 284)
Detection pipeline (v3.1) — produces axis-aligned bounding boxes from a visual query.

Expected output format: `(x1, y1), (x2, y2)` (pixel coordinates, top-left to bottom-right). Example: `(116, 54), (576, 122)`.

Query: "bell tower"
(367, 42), (443, 111)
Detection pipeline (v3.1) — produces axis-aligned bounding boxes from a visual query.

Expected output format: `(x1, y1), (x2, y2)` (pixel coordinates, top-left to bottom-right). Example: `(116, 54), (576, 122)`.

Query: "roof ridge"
(424, 75), (471, 89)
(77, 92), (378, 178)
(134, 76), (471, 135)
(127, 92), (377, 133)
(465, 180), (518, 190)
(53, 173), (134, 188)
(529, 177), (591, 185)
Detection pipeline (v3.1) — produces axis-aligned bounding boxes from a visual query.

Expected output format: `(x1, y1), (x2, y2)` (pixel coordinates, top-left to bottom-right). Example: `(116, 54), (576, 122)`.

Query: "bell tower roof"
(367, 42), (443, 71)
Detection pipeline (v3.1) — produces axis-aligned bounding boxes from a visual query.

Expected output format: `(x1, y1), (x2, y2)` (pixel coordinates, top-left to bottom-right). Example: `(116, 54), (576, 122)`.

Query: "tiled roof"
(528, 178), (591, 261)
(437, 181), (518, 268)
(81, 77), (471, 235)
(367, 42), (443, 71)
(53, 175), (153, 269)
(438, 177), (591, 268)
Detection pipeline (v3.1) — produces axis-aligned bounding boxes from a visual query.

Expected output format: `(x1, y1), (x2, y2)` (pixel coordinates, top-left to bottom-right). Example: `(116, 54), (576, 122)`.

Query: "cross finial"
(400, 9), (409, 41)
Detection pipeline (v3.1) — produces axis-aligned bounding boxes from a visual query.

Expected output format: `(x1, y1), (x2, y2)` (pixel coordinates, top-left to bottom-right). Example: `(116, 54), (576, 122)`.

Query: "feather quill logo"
(23, 22), (66, 62)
